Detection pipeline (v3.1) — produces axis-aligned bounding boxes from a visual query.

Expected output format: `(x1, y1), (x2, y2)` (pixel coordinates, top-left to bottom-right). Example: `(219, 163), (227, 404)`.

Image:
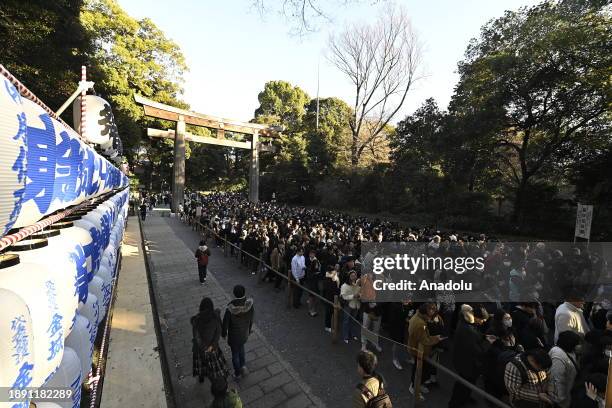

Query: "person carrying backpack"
(195, 240), (211, 284)
(503, 348), (554, 408)
(353, 350), (392, 408)
(191, 297), (229, 384)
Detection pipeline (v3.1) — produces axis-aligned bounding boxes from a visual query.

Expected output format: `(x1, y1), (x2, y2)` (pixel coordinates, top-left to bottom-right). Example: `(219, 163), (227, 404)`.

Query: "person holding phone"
(448, 304), (497, 408)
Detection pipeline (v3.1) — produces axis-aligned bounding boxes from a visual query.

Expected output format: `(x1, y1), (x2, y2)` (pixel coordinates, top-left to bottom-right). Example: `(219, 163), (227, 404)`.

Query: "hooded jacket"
(222, 298), (254, 347)
(196, 245), (211, 266)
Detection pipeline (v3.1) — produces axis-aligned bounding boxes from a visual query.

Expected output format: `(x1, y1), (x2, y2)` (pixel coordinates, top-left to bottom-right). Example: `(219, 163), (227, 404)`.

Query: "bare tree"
(251, 0), (384, 34)
(328, 4), (422, 166)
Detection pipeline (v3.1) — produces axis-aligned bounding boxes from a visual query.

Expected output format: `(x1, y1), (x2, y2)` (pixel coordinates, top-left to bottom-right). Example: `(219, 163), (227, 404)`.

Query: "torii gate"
(134, 95), (278, 211)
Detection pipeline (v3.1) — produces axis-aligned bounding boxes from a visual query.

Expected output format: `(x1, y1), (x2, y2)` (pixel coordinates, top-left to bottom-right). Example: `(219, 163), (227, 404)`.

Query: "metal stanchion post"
(332, 295), (340, 344)
(414, 343), (424, 404)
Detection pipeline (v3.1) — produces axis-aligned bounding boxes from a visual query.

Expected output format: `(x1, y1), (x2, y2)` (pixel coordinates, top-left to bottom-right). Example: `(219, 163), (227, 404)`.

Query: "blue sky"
(119, 0), (540, 124)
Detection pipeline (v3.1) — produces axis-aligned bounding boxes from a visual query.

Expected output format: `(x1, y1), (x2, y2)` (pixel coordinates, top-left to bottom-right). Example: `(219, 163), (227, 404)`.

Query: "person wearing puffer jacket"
(549, 331), (581, 408)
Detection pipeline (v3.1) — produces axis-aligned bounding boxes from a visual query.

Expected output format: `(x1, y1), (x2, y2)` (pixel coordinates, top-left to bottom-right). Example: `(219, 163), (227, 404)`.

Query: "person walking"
(222, 285), (254, 379)
(191, 297), (229, 384)
(361, 301), (383, 353)
(291, 247), (306, 309)
(139, 201), (147, 221)
(341, 270), (361, 344)
(195, 240), (211, 284)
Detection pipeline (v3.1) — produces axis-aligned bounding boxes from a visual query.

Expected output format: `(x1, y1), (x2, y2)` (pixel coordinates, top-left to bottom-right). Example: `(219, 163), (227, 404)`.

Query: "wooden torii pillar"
(134, 95), (278, 211)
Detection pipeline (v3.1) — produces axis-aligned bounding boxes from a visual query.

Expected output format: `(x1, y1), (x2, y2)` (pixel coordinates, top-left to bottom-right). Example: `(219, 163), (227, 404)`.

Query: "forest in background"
(1, 0), (610, 239)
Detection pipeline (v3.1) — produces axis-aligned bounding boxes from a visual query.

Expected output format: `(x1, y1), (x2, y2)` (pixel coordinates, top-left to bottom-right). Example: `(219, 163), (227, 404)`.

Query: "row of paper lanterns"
(0, 72), (129, 238)
(0, 188), (129, 408)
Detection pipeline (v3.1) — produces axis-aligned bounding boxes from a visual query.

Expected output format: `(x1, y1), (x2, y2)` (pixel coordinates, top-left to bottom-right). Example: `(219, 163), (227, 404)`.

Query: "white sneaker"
(360, 345), (367, 352)
(344, 339), (349, 344)
(324, 327), (331, 333)
(392, 359), (403, 370)
(374, 344), (382, 353)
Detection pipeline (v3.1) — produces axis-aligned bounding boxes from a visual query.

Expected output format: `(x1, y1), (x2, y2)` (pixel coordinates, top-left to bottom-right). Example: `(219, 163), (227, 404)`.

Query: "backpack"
(357, 376), (392, 408)
(497, 351), (529, 386)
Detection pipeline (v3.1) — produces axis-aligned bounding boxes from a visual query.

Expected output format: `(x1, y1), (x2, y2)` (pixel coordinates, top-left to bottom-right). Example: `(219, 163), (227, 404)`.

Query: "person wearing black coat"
(191, 297), (229, 382)
(388, 301), (415, 371)
(222, 285), (255, 379)
(448, 305), (496, 408)
(322, 265), (340, 332)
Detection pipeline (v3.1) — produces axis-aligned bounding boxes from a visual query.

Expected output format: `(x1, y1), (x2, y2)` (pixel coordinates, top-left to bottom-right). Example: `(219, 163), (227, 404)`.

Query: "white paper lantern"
(36, 346), (81, 408)
(13, 98), (57, 228)
(101, 245), (117, 277)
(72, 95), (114, 145)
(79, 292), (100, 335)
(94, 267), (113, 314)
(47, 119), (84, 214)
(0, 287), (35, 403)
(9, 240), (79, 341)
(0, 259), (65, 387)
(88, 276), (107, 320)
(0, 74), (27, 236)
(64, 314), (92, 382)
(61, 226), (97, 297)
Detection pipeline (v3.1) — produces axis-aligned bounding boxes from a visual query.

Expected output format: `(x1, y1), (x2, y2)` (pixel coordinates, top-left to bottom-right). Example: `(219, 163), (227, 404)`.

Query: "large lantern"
(35, 346), (81, 408)
(72, 95), (115, 146)
(0, 74), (27, 236)
(8, 238), (79, 340)
(0, 287), (35, 408)
(64, 314), (92, 382)
(0, 256), (65, 387)
(13, 98), (57, 229)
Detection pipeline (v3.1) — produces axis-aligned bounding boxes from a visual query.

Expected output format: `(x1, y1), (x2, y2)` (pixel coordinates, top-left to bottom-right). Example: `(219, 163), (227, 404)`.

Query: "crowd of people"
(178, 192), (609, 408)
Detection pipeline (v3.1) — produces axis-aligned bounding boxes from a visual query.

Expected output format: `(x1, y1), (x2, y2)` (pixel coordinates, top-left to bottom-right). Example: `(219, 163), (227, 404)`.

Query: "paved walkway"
(140, 209), (323, 408)
(102, 217), (168, 408)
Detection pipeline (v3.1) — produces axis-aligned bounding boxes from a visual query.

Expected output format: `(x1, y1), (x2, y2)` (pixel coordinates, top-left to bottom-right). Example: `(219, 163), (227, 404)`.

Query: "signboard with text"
(574, 203), (593, 240)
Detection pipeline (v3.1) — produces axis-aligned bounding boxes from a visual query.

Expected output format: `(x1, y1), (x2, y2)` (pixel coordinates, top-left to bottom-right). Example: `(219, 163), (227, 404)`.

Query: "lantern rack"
(0, 187), (128, 252)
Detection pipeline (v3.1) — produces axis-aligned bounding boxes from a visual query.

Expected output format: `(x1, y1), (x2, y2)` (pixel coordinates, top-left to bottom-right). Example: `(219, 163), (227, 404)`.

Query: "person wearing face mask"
(548, 331), (582, 408)
(554, 292), (590, 343)
(504, 348), (553, 408)
(485, 311), (525, 399)
(341, 270), (362, 344)
(447, 304), (497, 408)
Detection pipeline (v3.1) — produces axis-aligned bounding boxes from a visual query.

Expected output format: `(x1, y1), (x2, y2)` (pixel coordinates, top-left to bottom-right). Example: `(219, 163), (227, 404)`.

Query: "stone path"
(102, 217), (167, 408)
(140, 209), (324, 408)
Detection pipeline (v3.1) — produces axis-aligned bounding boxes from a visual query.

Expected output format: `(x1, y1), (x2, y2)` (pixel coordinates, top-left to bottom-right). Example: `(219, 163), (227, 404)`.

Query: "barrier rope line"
(193, 220), (512, 408)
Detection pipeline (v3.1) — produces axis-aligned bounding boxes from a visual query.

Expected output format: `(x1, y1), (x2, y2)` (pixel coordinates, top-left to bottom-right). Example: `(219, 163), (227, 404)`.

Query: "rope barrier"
(191, 219), (512, 408)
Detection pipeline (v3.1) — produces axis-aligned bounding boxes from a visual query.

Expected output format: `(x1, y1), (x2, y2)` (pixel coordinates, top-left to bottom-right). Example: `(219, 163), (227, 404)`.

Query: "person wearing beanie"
(222, 285), (255, 379)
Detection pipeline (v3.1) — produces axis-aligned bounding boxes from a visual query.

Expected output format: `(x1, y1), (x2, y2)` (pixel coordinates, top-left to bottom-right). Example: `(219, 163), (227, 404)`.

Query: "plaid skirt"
(192, 344), (230, 381)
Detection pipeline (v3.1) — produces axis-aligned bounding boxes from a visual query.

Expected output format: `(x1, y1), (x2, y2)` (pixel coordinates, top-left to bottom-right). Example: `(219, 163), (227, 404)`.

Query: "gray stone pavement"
(140, 209), (324, 408)
(149, 207), (493, 408)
